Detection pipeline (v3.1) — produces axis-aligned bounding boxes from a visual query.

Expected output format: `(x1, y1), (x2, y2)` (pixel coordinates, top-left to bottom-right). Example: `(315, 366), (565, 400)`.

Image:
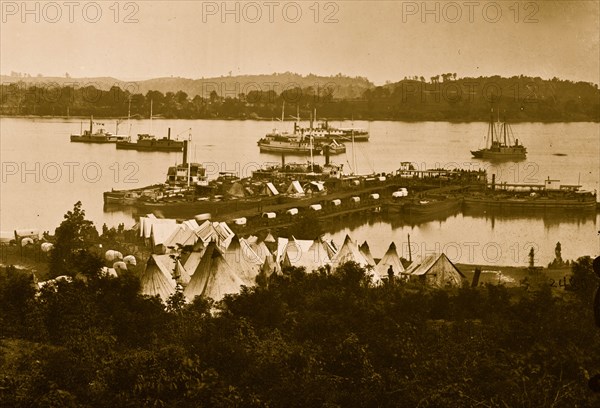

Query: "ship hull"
(403, 197), (463, 216)
(116, 142), (183, 152)
(313, 134), (369, 142)
(471, 149), (526, 160)
(71, 136), (119, 143)
(258, 144), (346, 155)
(463, 196), (597, 211)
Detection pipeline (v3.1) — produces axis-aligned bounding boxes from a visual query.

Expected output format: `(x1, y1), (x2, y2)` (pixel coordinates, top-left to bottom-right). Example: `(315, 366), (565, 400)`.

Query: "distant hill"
(1, 73), (598, 122)
(359, 75), (600, 122)
(0, 72), (374, 99)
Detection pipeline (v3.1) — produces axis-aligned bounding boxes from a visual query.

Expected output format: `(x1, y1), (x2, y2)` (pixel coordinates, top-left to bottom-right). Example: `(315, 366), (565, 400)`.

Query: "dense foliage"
(2, 257), (600, 407)
(2, 75), (598, 121)
(48, 201), (100, 279)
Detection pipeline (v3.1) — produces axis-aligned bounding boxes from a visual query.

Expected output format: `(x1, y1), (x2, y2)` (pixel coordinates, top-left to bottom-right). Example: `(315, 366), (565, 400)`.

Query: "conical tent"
(404, 253), (465, 288)
(227, 182), (246, 198)
(280, 237), (311, 266)
(261, 254), (282, 278)
(359, 241), (376, 266)
(276, 237), (289, 264)
(184, 242), (245, 302)
(331, 235), (369, 269)
(175, 259), (191, 286)
(251, 240), (272, 261)
(331, 235), (380, 284)
(320, 237), (338, 259)
(183, 250), (205, 276)
(163, 223), (198, 250)
(282, 238), (330, 272)
(224, 236), (262, 286)
(264, 232), (276, 243)
(140, 254), (176, 302)
(375, 242), (405, 278)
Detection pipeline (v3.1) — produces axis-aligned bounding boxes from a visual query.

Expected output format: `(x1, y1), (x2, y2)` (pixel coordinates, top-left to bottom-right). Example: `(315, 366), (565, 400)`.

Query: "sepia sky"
(1, 0), (598, 85)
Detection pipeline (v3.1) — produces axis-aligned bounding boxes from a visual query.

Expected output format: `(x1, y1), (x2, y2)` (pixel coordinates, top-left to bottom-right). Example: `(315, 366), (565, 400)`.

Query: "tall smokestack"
(281, 153), (285, 167)
(168, 128), (171, 140)
(491, 174), (496, 191)
(324, 145), (330, 165)
(183, 140), (188, 165)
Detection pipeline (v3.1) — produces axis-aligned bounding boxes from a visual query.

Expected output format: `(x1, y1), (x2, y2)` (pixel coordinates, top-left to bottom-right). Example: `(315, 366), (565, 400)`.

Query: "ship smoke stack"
(324, 145), (330, 165)
(183, 140), (188, 165)
(491, 174), (496, 191)
(281, 153), (285, 167)
(168, 128), (171, 140)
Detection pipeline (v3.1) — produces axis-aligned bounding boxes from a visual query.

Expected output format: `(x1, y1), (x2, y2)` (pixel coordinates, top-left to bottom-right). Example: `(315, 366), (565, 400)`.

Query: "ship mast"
(309, 109), (314, 173)
(150, 99), (153, 135)
(352, 115), (357, 175)
(503, 111), (507, 147)
(489, 108), (494, 146)
(127, 96), (132, 138)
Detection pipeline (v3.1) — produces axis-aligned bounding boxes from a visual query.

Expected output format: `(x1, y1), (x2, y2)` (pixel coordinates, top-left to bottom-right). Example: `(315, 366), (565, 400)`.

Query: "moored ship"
(296, 120), (370, 142)
(257, 132), (346, 155)
(403, 195), (463, 217)
(70, 116), (130, 143)
(471, 110), (527, 160)
(463, 177), (597, 211)
(116, 128), (186, 152)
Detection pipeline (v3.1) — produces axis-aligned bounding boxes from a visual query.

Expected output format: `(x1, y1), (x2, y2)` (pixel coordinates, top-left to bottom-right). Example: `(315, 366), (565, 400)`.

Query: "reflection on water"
(323, 211), (599, 267)
(461, 207), (596, 230)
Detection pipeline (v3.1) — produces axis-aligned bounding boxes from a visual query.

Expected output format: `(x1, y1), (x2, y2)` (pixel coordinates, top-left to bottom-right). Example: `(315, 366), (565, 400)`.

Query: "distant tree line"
(1, 75), (598, 122)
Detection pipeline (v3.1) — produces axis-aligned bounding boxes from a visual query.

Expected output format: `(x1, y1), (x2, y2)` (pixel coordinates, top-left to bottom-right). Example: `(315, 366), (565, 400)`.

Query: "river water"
(1, 118), (598, 265)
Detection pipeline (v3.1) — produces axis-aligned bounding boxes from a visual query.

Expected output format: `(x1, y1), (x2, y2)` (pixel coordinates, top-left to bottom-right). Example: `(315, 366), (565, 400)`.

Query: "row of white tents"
(138, 225), (465, 303)
(138, 215), (236, 254)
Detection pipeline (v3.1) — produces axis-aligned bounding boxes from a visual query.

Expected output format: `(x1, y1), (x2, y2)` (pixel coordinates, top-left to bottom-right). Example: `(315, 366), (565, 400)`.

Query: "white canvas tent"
(331, 235), (380, 284)
(404, 253), (465, 287)
(276, 237), (289, 264)
(183, 242), (245, 302)
(260, 254), (282, 278)
(331, 235), (369, 269)
(224, 236), (262, 286)
(141, 216), (174, 239)
(151, 222), (182, 252)
(195, 220), (235, 249)
(286, 180), (305, 196)
(140, 254), (177, 302)
(183, 250), (205, 277)
(359, 241), (376, 267)
(263, 182), (279, 196)
(174, 259), (191, 286)
(375, 242), (405, 279)
(162, 223), (199, 252)
(282, 238), (330, 272)
(247, 239), (271, 261)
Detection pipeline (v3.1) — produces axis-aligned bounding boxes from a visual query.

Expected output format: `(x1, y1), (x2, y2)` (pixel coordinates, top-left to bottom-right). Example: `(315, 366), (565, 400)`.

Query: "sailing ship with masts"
(471, 109), (527, 160)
